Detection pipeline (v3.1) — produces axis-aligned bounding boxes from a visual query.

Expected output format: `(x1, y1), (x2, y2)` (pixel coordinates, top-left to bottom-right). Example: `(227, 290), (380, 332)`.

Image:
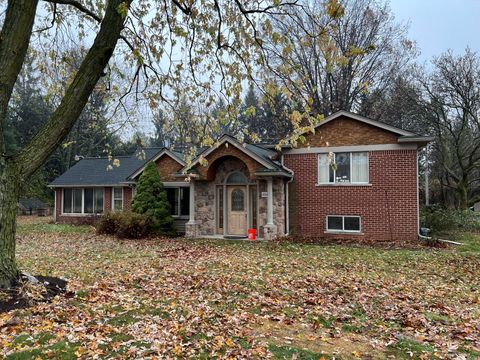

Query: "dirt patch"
(0, 275), (69, 314)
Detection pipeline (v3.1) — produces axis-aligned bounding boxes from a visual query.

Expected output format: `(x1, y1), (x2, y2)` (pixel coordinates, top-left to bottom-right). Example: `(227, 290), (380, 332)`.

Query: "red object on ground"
(248, 228), (256, 240)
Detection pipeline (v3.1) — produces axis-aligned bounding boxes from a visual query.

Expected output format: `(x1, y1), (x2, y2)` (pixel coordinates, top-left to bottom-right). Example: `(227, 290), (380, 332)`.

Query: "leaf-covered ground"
(1, 216), (480, 359)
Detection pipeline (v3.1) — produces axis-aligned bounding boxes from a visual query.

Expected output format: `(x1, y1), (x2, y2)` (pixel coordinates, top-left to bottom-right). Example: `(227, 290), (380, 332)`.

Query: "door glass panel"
(217, 187), (223, 230)
(231, 188), (244, 211)
(250, 187), (257, 229)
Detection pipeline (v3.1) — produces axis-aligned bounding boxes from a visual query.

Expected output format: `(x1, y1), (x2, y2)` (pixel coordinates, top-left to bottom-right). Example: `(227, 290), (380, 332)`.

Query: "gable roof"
(128, 148), (185, 180)
(49, 148), (175, 187)
(301, 110), (433, 147)
(315, 110), (417, 137)
(184, 134), (291, 177)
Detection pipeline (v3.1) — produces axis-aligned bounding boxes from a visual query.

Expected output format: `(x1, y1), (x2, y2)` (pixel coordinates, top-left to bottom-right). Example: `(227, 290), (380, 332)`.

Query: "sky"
(389, 0), (480, 63)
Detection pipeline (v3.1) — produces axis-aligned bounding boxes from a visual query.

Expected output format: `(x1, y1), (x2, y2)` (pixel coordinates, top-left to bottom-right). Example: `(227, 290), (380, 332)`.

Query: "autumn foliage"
(131, 162), (175, 235)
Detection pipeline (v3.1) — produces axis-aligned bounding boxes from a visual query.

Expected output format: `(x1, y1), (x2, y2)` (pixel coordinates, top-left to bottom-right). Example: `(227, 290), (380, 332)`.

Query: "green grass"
(17, 221), (92, 235)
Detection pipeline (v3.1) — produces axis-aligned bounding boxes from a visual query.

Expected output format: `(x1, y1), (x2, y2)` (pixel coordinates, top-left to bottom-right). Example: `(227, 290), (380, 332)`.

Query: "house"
(49, 111), (432, 241)
(18, 197), (49, 216)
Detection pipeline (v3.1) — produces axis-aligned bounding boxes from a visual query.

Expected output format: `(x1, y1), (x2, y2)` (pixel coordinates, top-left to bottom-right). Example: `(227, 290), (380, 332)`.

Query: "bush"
(131, 161), (175, 234)
(96, 212), (117, 235)
(421, 205), (480, 233)
(114, 212), (155, 239)
(96, 212), (155, 239)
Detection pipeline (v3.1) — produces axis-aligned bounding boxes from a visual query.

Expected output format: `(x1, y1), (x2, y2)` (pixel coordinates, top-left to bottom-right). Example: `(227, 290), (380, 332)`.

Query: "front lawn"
(1, 217), (479, 359)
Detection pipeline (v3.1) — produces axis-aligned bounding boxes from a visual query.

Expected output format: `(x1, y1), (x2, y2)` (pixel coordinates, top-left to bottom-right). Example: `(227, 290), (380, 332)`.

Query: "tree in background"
(416, 50), (480, 209)
(131, 162), (174, 234)
(238, 85), (295, 142)
(265, 0), (416, 116)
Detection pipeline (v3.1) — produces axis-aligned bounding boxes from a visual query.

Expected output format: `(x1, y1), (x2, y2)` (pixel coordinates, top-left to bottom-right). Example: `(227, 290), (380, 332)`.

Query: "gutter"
(280, 154), (295, 236)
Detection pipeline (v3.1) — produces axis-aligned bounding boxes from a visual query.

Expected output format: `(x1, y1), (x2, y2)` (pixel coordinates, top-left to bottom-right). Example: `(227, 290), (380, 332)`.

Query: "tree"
(0, 0), (342, 288)
(238, 84), (295, 142)
(265, 0), (416, 116)
(0, 0), (132, 288)
(131, 162), (174, 234)
(415, 50), (480, 209)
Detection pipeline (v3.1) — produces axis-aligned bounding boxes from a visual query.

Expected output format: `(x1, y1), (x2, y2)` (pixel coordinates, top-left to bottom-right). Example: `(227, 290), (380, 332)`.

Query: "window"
(113, 187), (123, 212)
(250, 186), (257, 229)
(226, 172), (247, 184)
(217, 186), (224, 231)
(63, 188), (103, 214)
(318, 152), (368, 184)
(326, 215), (361, 233)
(231, 188), (245, 211)
(84, 188), (104, 214)
(165, 187), (190, 217)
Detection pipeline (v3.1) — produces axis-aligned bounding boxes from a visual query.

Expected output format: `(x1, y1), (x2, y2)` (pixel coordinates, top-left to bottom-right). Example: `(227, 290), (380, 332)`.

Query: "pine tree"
(131, 162), (175, 234)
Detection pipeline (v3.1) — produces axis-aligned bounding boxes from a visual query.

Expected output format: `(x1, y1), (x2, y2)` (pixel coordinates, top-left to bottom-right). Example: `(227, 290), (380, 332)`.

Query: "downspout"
(281, 153), (294, 236)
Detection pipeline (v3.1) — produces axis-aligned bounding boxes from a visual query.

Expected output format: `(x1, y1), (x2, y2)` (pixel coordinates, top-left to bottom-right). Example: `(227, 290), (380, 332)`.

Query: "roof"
(299, 110), (432, 147)
(49, 148), (180, 187)
(184, 134), (292, 177)
(19, 197), (46, 210)
(128, 148), (186, 180)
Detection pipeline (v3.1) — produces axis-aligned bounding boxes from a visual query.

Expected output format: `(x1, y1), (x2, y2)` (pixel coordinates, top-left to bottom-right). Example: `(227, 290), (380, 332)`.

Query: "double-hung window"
(318, 152), (368, 184)
(112, 187), (124, 212)
(63, 188), (104, 214)
(165, 187), (190, 217)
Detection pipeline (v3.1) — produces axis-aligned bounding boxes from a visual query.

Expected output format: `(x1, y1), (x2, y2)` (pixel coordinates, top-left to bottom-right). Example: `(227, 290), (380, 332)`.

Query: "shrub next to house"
(131, 161), (175, 235)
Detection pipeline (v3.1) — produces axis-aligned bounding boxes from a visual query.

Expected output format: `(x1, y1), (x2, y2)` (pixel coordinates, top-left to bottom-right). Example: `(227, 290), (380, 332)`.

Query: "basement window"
(326, 215), (361, 233)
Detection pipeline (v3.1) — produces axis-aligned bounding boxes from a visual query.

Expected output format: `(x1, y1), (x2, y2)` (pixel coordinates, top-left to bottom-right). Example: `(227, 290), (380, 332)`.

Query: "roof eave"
(398, 136), (434, 148)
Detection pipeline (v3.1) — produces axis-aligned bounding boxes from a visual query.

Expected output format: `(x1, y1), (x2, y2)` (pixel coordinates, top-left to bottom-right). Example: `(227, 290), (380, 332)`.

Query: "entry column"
(186, 179), (198, 238)
(264, 177), (277, 240)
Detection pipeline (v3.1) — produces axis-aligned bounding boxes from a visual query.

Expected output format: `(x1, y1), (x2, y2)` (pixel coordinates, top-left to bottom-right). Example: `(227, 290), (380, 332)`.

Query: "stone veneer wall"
(193, 157), (286, 238)
(257, 178), (285, 237)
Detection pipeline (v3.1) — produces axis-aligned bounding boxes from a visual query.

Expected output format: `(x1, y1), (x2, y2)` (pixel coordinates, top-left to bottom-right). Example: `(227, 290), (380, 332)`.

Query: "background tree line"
(6, 0), (480, 210)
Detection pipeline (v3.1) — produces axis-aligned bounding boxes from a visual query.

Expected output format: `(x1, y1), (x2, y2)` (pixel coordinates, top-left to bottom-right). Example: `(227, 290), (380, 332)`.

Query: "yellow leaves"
(326, 0), (345, 19)
(74, 346), (85, 357)
(225, 337), (235, 347)
(174, 343), (182, 356)
(117, 2), (129, 18)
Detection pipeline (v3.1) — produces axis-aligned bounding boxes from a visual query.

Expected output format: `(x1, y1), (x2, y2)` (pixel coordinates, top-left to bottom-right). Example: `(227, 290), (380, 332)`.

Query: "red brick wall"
(123, 187), (132, 211)
(300, 115), (399, 147)
(284, 149), (419, 242)
(155, 155), (184, 181)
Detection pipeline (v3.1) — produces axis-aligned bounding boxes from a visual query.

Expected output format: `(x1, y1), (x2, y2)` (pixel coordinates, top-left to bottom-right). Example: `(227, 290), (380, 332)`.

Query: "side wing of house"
(284, 111), (431, 242)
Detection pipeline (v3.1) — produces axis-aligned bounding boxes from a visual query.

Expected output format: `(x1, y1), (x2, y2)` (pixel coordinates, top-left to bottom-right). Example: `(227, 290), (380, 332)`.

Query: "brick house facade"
(50, 111), (431, 241)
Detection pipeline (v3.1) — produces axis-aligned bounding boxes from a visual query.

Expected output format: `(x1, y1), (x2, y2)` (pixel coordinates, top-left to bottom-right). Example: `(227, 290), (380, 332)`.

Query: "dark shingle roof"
(19, 197), (46, 210)
(49, 148), (166, 187)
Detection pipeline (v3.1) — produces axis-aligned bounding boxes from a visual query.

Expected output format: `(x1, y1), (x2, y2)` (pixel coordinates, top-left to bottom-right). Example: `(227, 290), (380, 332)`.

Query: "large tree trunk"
(0, 164), (20, 288)
(457, 181), (469, 210)
(0, 0), (132, 288)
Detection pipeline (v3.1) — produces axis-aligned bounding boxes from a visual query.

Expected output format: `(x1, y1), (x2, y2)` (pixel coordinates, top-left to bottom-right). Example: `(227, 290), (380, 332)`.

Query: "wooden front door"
(227, 186), (247, 235)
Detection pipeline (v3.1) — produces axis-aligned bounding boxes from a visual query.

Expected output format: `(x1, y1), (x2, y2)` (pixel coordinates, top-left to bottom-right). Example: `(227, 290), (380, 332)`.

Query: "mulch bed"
(0, 275), (69, 314)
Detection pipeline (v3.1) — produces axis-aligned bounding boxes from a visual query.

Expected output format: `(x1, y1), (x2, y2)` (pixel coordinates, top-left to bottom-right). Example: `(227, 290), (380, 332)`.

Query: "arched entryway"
(214, 165), (258, 237)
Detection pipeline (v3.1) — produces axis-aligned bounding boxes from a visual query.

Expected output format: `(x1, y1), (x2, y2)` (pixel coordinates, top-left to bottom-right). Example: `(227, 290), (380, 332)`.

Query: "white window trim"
(112, 187), (124, 212)
(62, 188), (105, 216)
(325, 215), (362, 234)
(317, 152), (369, 185)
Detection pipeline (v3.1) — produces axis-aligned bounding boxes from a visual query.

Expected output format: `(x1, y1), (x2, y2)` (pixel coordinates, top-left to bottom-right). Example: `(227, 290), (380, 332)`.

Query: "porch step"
(224, 235), (248, 240)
